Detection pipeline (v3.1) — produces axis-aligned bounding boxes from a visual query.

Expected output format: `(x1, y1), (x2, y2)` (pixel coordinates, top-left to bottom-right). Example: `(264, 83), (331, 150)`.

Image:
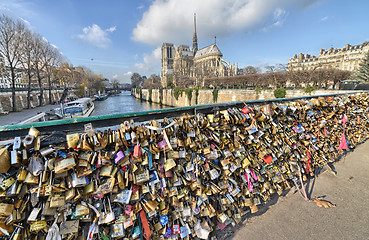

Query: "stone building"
(288, 41), (369, 72)
(161, 14), (237, 87)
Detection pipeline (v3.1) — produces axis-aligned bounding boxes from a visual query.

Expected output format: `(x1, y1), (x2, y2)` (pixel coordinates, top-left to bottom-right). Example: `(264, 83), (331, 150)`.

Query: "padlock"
(111, 223), (124, 238)
(10, 150), (20, 167)
(100, 165), (113, 177)
(0, 148), (11, 174)
(136, 167), (150, 184)
(54, 156), (76, 174)
(75, 203), (90, 217)
(65, 187), (75, 201)
(96, 177), (115, 195)
(0, 176), (15, 191)
(99, 198), (115, 224)
(83, 181), (95, 195)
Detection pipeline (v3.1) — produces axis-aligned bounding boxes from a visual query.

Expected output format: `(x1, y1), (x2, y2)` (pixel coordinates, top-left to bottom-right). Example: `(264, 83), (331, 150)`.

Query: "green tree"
(304, 86), (316, 95)
(274, 88), (286, 98)
(354, 52), (369, 82)
(112, 80), (120, 88)
(131, 72), (144, 88)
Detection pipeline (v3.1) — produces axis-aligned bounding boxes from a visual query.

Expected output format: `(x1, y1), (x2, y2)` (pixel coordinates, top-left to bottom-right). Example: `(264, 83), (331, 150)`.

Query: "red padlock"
(241, 106), (250, 114)
(172, 224), (180, 235)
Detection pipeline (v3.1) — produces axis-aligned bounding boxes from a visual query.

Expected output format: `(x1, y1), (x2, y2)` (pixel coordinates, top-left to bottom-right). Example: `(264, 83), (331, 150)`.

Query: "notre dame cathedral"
(161, 14), (238, 87)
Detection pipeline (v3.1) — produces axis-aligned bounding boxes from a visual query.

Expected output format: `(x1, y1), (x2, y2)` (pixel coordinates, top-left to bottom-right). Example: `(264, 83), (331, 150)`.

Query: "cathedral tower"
(161, 43), (175, 87)
(193, 13), (198, 54)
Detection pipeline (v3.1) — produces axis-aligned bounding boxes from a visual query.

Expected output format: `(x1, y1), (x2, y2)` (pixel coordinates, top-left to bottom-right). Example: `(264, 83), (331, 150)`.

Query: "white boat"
(55, 98), (94, 119)
(94, 93), (108, 101)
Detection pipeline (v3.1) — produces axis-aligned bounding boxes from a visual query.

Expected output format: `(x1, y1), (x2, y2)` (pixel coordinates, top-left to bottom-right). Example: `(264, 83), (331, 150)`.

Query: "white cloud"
(74, 24), (116, 48)
(20, 17), (30, 26)
(107, 26), (117, 32)
(132, 0), (318, 45)
(110, 72), (133, 83)
(134, 47), (161, 72)
(50, 43), (58, 49)
(272, 8), (287, 27)
(320, 16), (328, 22)
(261, 7), (288, 32)
(0, 0), (36, 18)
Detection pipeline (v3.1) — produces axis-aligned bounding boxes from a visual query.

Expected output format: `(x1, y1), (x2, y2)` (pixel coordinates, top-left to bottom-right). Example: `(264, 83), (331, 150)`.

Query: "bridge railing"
(0, 91), (367, 139)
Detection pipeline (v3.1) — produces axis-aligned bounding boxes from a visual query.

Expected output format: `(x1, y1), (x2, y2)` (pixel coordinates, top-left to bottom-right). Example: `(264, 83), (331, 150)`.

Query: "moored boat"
(94, 94), (108, 101)
(54, 98), (94, 119)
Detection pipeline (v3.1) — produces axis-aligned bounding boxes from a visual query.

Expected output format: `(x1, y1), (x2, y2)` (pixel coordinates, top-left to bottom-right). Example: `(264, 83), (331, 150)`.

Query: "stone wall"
(132, 88), (358, 107)
(0, 89), (64, 114)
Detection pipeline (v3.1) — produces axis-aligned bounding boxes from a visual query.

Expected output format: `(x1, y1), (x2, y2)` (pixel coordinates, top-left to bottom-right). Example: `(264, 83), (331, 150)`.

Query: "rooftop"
(194, 43), (222, 59)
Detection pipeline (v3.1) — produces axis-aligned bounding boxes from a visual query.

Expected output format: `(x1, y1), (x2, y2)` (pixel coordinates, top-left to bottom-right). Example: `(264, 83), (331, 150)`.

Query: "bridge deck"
(223, 139), (369, 240)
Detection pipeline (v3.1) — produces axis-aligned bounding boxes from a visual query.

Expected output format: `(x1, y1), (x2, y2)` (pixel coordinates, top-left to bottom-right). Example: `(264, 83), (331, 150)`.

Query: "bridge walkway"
(224, 140), (369, 240)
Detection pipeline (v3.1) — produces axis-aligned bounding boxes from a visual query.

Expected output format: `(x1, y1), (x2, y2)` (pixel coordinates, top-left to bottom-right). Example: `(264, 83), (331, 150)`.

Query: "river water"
(0, 91), (167, 126)
(91, 91), (168, 116)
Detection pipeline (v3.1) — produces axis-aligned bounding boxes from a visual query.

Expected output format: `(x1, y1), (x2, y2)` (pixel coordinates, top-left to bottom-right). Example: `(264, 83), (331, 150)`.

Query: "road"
(221, 139), (369, 240)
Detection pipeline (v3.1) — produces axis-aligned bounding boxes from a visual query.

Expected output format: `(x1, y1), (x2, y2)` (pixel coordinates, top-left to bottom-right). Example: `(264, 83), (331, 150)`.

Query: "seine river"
(0, 91), (167, 126)
(91, 91), (168, 116)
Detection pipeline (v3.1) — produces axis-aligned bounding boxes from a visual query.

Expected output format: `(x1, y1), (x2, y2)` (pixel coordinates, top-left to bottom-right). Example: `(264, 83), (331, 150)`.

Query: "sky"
(0, 0), (369, 83)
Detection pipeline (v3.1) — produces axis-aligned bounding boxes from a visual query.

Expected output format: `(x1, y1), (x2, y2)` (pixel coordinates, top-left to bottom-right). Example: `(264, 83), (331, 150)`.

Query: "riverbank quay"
(0, 88), (65, 114)
(132, 88), (360, 107)
(0, 92), (368, 239)
(0, 104), (57, 126)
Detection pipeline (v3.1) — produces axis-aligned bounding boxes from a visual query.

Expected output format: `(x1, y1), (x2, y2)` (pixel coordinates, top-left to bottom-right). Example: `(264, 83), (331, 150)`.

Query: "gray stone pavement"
(222, 140), (369, 240)
(0, 104), (57, 126)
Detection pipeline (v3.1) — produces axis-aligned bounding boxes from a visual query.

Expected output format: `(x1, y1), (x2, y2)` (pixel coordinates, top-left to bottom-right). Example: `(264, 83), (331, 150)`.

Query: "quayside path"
(0, 104), (56, 126)
(221, 139), (369, 240)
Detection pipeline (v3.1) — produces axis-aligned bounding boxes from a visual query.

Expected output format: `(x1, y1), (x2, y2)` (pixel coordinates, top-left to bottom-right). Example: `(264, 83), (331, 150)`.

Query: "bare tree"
(20, 29), (38, 109)
(112, 80), (120, 88)
(276, 63), (287, 72)
(42, 43), (62, 104)
(53, 62), (73, 88)
(240, 66), (261, 75)
(32, 34), (46, 106)
(143, 74), (162, 88)
(0, 15), (26, 111)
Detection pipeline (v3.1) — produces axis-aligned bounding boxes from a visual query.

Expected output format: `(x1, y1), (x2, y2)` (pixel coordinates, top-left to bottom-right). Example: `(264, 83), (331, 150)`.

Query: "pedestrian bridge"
(0, 91), (368, 239)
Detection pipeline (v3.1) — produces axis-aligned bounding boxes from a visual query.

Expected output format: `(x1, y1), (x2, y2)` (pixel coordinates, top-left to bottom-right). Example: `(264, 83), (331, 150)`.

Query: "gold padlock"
(50, 193), (65, 208)
(66, 188), (76, 201)
(17, 169), (28, 182)
(67, 133), (80, 148)
(0, 148), (11, 173)
(54, 157), (76, 174)
(75, 204), (90, 217)
(0, 177), (15, 191)
(100, 165), (113, 177)
(0, 203), (14, 216)
(84, 181), (95, 195)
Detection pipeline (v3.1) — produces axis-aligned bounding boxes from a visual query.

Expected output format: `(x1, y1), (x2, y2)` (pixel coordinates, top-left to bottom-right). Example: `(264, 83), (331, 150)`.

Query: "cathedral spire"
(193, 13), (198, 54)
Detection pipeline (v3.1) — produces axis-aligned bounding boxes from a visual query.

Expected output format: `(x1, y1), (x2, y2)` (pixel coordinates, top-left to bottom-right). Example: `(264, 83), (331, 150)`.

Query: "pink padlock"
(133, 145), (141, 159)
